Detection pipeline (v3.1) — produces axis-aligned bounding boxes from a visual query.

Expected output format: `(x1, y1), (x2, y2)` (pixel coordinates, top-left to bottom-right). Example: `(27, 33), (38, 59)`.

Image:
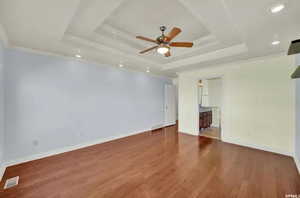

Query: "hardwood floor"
(200, 127), (221, 139)
(1, 125), (300, 198)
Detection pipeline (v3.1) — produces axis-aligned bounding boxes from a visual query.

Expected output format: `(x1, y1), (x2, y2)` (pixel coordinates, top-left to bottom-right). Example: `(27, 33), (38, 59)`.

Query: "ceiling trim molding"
(64, 34), (163, 68)
(11, 46), (90, 62)
(193, 35), (217, 46)
(0, 23), (9, 47)
(99, 24), (149, 49)
(91, 0), (126, 33)
(177, 0), (241, 44)
(89, 32), (143, 55)
(176, 51), (286, 76)
(162, 43), (248, 70)
(166, 40), (220, 61)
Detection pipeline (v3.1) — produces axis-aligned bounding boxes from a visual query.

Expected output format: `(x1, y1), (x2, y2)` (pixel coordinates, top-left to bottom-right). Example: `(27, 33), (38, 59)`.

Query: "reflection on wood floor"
(1, 124), (300, 197)
(200, 127), (221, 139)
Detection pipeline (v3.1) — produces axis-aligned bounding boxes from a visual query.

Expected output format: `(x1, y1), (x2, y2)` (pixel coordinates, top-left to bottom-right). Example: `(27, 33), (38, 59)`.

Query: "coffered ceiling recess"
(0, 0), (299, 77)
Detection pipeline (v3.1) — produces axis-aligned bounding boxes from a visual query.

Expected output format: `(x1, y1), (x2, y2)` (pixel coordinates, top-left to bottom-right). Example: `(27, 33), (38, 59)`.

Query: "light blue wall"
(295, 55), (300, 163)
(0, 41), (4, 167)
(4, 48), (170, 162)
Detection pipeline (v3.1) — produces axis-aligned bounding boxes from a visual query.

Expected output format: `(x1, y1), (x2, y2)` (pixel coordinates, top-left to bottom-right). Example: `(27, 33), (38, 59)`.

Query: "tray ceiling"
(0, 0), (299, 77)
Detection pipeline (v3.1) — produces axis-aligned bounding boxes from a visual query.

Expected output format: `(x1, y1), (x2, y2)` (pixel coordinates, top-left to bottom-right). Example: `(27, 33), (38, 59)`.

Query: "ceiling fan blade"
(139, 46), (158, 54)
(169, 42), (193, 47)
(165, 51), (171, 57)
(136, 36), (157, 43)
(166, 27), (181, 42)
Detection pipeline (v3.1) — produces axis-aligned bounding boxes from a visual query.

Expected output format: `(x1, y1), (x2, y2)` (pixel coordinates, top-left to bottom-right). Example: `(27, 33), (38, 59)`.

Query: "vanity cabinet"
(199, 111), (212, 130)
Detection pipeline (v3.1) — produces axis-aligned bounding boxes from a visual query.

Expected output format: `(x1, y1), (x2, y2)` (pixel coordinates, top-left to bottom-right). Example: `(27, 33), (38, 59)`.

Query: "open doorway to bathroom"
(198, 78), (222, 139)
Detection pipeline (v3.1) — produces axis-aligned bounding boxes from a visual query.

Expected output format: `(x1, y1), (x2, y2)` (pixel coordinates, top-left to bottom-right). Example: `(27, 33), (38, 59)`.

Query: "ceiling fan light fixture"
(157, 45), (169, 55)
(136, 26), (193, 57)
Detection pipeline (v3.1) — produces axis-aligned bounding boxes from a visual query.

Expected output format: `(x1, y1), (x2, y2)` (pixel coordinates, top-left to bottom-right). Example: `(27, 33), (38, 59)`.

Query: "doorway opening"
(164, 84), (176, 127)
(198, 78), (222, 140)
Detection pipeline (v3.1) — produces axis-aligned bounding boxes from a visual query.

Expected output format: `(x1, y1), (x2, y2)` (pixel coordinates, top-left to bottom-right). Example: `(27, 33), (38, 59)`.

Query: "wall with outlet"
(0, 41), (4, 172)
(4, 48), (171, 163)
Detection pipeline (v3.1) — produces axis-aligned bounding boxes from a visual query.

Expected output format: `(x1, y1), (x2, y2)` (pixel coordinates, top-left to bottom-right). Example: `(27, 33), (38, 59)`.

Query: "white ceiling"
(0, 0), (299, 77)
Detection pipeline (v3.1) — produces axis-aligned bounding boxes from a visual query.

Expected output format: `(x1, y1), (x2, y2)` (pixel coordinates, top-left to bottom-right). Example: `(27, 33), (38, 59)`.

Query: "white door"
(164, 84), (176, 126)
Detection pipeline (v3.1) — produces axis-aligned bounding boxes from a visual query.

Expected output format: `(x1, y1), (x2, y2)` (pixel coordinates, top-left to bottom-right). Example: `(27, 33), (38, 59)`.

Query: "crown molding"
(0, 23), (8, 47)
(64, 33), (163, 68)
(99, 24), (149, 49)
(177, 51), (286, 76)
(162, 43), (248, 70)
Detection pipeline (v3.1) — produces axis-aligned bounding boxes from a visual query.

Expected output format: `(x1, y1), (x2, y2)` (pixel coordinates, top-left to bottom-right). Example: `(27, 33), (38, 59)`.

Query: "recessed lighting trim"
(75, 54), (81, 58)
(272, 40), (280, 45)
(146, 67), (150, 73)
(271, 4), (285, 13)
(119, 63), (124, 68)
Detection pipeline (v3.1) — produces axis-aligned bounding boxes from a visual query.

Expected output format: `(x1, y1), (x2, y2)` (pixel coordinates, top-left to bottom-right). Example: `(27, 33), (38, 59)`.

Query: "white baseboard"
(294, 156), (300, 174)
(164, 122), (176, 127)
(223, 137), (293, 156)
(0, 164), (6, 181)
(5, 128), (150, 167)
(179, 131), (198, 136)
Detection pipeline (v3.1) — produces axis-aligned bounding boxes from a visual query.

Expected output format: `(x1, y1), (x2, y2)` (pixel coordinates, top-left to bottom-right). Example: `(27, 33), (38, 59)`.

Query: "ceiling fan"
(136, 26), (193, 57)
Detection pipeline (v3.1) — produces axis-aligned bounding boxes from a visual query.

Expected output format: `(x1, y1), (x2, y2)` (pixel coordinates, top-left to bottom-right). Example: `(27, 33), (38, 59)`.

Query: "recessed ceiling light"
(272, 40), (280, 45)
(75, 54), (81, 58)
(271, 4), (285, 13)
(146, 67), (150, 73)
(119, 63), (123, 68)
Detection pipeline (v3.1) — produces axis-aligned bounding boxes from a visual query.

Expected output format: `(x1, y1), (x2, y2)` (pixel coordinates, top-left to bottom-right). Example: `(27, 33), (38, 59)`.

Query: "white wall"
(178, 55), (295, 155)
(207, 78), (222, 127)
(178, 76), (198, 135)
(172, 78), (178, 120)
(4, 48), (171, 163)
(295, 55), (300, 172)
(0, 41), (5, 173)
(207, 78), (222, 107)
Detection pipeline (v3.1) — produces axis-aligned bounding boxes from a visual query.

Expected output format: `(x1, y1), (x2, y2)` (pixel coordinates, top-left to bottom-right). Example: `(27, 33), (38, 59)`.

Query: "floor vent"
(4, 176), (19, 189)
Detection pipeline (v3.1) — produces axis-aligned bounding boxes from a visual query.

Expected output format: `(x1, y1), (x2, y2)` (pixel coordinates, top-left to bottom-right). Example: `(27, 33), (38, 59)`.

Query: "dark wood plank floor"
(1, 125), (300, 198)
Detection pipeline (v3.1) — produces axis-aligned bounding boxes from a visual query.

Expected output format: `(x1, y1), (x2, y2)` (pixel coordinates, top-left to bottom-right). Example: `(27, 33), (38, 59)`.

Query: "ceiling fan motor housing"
(157, 35), (168, 44)
(157, 26), (168, 44)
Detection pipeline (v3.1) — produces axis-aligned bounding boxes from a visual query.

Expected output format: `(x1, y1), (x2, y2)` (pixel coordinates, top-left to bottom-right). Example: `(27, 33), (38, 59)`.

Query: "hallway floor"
(200, 127), (221, 139)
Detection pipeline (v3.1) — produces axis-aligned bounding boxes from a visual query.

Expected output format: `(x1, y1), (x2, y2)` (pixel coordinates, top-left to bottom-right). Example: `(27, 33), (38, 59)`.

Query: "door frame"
(197, 76), (224, 141)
